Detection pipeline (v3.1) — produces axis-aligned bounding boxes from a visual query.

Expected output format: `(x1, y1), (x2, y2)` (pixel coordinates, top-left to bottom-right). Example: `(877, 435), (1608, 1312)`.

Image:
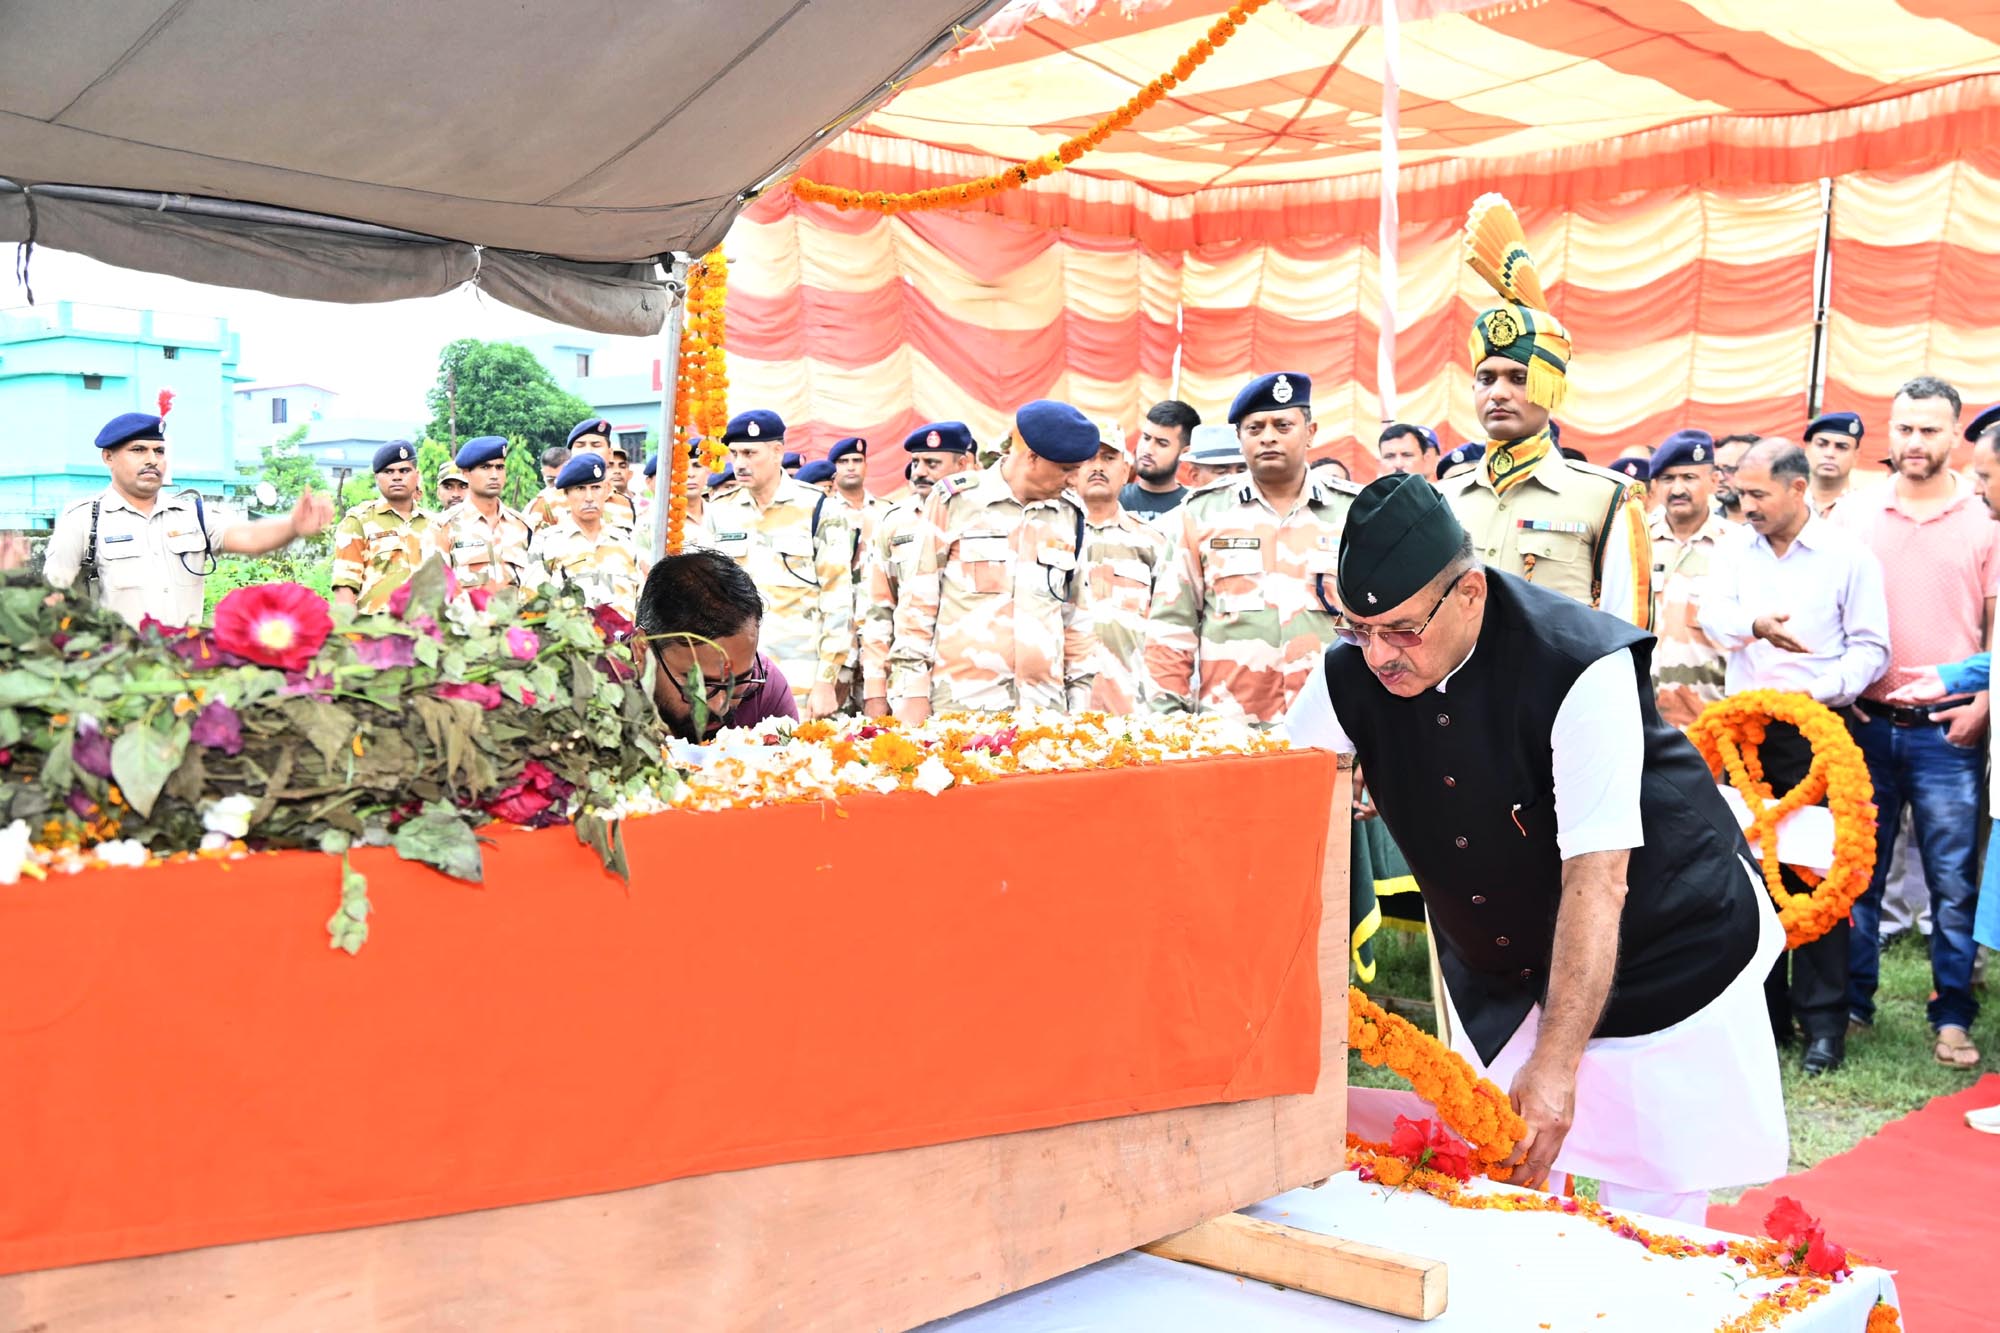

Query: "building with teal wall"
(0, 302), (247, 530)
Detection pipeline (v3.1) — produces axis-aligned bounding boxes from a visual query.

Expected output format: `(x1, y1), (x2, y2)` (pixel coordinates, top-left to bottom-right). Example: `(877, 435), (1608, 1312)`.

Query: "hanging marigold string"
(1685, 691), (1877, 949)
(792, 0), (1271, 214)
(668, 247), (730, 555)
(1347, 987), (1524, 1178)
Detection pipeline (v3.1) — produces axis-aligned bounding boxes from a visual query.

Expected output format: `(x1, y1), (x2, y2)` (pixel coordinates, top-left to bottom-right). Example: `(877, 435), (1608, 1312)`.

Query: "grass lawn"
(1349, 923), (1996, 1201)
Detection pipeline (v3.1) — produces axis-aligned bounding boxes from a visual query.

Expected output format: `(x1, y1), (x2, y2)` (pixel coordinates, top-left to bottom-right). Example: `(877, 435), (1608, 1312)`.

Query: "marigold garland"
(792, 0), (1271, 214)
(669, 247), (730, 554)
(1685, 691), (1876, 948)
(1346, 987), (1524, 1178)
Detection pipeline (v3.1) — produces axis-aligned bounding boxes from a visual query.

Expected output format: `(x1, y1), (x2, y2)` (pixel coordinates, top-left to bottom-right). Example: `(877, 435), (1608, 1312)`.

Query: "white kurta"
(1286, 648), (1790, 1193)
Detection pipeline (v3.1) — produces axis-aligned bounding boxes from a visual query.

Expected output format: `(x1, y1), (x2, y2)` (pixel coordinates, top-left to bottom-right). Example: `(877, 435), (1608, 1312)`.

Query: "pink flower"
(212, 583), (333, 672)
(350, 634), (417, 669)
(434, 682), (503, 710)
(73, 718), (113, 778)
(505, 627), (540, 661)
(190, 700), (243, 756)
(467, 586), (493, 612)
(590, 604), (634, 641)
(387, 564), (459, 620)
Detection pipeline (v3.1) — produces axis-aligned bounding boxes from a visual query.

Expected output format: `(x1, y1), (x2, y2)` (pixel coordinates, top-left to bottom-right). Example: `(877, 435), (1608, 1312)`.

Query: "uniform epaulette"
(1316, 476), (1363, 500)
(58, 495), (96, 517)
(933, 471), (981, 501)
(1183, 474), (1244, 508)
(1562, 456), (1647, 502)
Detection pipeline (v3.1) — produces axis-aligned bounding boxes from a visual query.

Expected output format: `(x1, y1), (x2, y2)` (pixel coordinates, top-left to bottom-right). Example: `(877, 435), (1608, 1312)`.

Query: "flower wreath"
(1685, 691), (1877, 949)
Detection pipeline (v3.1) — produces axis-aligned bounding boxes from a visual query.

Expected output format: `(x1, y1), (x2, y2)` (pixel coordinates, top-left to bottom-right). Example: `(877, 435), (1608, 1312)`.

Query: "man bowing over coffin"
(1286, 472), (1788, 1224)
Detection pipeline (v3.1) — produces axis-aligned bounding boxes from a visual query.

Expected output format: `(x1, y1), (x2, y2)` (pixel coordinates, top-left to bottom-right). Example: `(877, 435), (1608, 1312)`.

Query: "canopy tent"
(0, 0), (1009, 334)
(732, 0), (2000, 483)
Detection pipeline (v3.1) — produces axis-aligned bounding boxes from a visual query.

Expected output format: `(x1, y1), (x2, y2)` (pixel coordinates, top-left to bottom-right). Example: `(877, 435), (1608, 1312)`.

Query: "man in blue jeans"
(1837, 377), (1996, 1069)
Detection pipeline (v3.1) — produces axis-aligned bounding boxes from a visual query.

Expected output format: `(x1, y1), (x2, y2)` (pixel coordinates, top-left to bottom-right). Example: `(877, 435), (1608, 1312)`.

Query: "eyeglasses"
(653, 645), (765, 705)
(1332, 571), (1466, 648)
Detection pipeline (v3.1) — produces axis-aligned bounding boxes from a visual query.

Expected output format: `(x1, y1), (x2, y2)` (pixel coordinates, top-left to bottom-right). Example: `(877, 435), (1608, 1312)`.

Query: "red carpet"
(1709, 1075), (2000, 1333)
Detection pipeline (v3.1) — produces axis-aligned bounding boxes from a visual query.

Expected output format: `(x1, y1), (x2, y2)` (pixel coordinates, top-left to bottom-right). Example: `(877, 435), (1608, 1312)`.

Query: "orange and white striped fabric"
(1822, 146), (2000, 461)
(725, 0), (2000, 489)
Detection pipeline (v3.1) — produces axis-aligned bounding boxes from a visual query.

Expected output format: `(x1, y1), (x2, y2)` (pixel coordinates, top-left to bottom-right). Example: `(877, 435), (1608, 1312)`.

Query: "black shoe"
(1802, 1036), (1844, 1075)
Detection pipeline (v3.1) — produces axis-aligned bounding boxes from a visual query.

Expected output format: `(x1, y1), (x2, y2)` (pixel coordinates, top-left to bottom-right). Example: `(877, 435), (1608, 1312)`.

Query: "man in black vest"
(1287, 473), (1787, 1224)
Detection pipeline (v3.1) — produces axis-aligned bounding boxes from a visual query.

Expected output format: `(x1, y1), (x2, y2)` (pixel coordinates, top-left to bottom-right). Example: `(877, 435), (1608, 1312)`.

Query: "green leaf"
(277, 698), (358, 769)
(0, 670), (54, 708)
(0, 708), (19, 748)
(413, 634), (441, 669)
(399, 554), (453, 622)
(326, 852), (371, 955)
(392, 802), (484, 882)
(110, 718), (190, 818)
(574, 810), (631, 883)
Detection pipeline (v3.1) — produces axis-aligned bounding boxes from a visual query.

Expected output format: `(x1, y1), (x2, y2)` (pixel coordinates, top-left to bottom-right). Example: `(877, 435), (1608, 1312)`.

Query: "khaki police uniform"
(44, 487), (231, 628)
(1440, 448), (1651, 628)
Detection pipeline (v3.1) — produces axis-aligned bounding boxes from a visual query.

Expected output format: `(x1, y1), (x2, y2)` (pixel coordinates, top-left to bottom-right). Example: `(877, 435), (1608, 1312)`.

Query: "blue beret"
(706, 466), (735, 490)
(567, 418), (614, 448)
(1608, 456), (1650, 484)
(455, 436), (508, 469)
(1805, 411), (1864, 443)
(828, 436), (868, 463)
(723, 409), (785, 444)
(903, 421), (974, 454)
(782, 451), (802, 468)
(1228, 372), (1311, 425)
(372, 439), (416, 473)
(555, 455), (607, 489)
(1967, 403), (2000, 444)
(796, 459), (836, 484)
(642, 453), (659, 478)
(1650, 429), (1715, 475)
(1014, 399), (1099, 465)
(1436, 442), (1485, 479)
(1379, 422), (1438, 453)
(96, 413), (164, 449)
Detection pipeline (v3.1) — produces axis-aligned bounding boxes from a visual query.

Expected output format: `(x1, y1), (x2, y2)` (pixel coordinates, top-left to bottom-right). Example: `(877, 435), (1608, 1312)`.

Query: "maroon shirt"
(720, 652), (798, 730)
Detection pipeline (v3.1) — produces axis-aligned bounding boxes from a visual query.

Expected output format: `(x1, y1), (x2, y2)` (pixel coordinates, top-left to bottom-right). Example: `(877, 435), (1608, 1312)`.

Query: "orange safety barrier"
(0, 750), (1336, 1275)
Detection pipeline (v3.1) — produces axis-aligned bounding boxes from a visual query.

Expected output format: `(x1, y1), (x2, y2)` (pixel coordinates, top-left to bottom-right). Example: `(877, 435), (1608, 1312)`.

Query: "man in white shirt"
(1698, 440), (1890, 1074)
(1287, 473), (1785, 1224)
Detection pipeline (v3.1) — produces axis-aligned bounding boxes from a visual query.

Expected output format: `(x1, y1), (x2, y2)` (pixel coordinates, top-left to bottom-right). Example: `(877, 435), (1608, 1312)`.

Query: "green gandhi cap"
(1336, 473), (1467, 614)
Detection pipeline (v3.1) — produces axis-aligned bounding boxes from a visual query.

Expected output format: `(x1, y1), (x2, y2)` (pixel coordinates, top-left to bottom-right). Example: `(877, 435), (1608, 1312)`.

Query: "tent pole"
(1805, 178), (1834, 419)
(652, 254), (692, 561)
(1376, 0), (1402, 437)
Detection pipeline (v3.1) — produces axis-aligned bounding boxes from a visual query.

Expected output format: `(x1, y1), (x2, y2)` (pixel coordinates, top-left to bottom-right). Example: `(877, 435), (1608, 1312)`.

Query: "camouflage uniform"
(330, 498), (440, 613)
(835, 493), (893, 698)
(530, 518), (648, 618)
(859, 494), (926, 706)
(523, 485), (637, 532)
(1081, 509), (1172, 714)
(889, 467), (1096, 714)
(440, 500), (542, 590)
(1144, 471), (1358, 722)
(699, 475), (857, 703)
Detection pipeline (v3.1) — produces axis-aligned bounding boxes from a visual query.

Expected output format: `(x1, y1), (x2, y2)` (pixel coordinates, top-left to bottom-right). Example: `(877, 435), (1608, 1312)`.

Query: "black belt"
(1855, 697), (1967, 727)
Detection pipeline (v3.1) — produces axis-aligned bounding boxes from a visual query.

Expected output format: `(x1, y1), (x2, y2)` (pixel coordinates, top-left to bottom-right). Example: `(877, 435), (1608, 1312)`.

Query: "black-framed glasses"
(651, 643), (765, 705)
(1332, 571), (1466, 648)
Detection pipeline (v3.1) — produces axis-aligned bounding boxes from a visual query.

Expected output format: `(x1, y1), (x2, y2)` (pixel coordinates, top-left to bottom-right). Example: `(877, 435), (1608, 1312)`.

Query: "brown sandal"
(1935, 1025), (1981, 1069)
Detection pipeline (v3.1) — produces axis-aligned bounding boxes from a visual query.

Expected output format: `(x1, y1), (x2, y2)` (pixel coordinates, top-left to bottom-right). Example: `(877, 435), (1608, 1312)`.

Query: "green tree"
(415, 437), (452, 507)
(425, 339), (594, 459)
(503, 438), (543, 511)
(241, 425), (319, 506)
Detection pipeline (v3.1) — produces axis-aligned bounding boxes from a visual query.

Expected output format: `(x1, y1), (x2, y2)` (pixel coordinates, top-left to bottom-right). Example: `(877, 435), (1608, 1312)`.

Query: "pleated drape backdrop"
(724, 182), (1826, 490)
(720, 0), (2000, 492)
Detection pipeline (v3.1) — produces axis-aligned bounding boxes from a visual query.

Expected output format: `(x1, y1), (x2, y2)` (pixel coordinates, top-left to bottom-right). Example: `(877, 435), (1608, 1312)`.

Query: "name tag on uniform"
(960, 535), (1011, 563)
(1036, 541), (1076, 571)
(104, 533), (135, 544)
(1317, 533), (1339, 550)
(890, 533), (914, 547)
(713, 530), (749, 542)
(1516, 519), (1589, 535)
(1210, 537), (1261, 550)
(452, 537), (485, 552)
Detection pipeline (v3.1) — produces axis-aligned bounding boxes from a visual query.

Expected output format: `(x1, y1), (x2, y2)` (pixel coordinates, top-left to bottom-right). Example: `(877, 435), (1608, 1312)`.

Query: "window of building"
(619, 430), (647, 452)
(575, 352), (592, 378)
(271, 397), (289, 424)
(82, 374), (104, 391)
(162, 346), (179, 359)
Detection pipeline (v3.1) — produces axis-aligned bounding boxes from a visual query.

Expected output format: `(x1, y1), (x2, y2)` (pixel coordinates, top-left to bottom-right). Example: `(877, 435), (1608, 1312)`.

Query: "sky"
(8, 248), (668, 423)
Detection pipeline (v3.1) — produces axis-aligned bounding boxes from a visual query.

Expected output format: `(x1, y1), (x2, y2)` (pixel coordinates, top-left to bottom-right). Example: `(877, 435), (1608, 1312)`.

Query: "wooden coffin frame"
(1, 761), (1350, 1332)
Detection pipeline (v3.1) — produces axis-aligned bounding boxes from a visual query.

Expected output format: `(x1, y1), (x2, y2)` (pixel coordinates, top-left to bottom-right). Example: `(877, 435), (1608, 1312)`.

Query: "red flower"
(212, 583), (332, 672)
(1389, 1115), (1431, 1160)
(1384, 1116), (1473, 1183)
(483, 760), (572, 826)
(1765, 1197), (1815, 1247)
(467, 586), (492, 612)
(1803, 1228), (1848, 1276)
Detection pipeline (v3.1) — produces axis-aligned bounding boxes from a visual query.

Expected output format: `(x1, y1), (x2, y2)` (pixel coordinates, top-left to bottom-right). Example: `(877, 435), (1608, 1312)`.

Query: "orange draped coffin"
(0, 750), (1335, 1276)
